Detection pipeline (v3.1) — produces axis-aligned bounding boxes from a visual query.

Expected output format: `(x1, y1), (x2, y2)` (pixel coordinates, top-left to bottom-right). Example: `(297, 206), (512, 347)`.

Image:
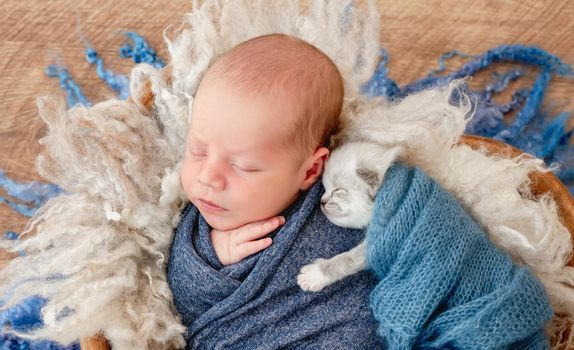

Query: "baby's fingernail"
(279, 216), (285, 224)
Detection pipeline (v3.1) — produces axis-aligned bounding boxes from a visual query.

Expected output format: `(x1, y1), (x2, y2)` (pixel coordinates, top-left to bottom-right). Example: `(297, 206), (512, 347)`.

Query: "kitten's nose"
(320, 197), (328, 206)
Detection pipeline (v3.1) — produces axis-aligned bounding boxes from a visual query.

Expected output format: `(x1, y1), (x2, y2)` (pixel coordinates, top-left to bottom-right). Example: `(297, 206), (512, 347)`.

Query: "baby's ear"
(300, 147), (330, 190)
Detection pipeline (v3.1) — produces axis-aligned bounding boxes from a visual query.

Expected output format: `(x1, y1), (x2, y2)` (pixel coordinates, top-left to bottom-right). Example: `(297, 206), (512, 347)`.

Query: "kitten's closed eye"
(321, 188), (348, 204)
(332, 188), (349, 198)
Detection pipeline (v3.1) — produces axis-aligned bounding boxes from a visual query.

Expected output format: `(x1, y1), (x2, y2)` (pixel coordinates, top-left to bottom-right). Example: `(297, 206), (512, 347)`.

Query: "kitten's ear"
(358, 145), (403, 199)
(356, 168), (380, 189)
(372, 145), (404, 181)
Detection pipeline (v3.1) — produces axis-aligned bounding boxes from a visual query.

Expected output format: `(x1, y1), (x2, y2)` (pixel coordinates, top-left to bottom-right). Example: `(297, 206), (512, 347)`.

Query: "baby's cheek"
(180, 161), (196, 199)
(232, 185), (268, 212)
(231, 186), (257, 211)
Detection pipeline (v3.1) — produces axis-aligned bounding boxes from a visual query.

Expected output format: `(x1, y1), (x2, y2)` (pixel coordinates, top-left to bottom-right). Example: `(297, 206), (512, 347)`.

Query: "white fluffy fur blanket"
(0, 1), (572, 349)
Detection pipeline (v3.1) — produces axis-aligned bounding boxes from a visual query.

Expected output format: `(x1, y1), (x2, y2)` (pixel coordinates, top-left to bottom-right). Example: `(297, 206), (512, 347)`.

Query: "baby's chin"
(199, 209), (249, 231)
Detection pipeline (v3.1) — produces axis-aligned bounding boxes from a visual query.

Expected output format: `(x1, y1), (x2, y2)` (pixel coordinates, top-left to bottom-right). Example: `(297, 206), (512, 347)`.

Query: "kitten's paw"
(297, 262), (330, 292)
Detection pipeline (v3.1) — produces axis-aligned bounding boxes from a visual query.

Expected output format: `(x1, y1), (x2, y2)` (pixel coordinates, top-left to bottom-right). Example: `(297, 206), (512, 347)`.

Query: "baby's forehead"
(189, 88), (306, 165)
(191, 76), (301, 140)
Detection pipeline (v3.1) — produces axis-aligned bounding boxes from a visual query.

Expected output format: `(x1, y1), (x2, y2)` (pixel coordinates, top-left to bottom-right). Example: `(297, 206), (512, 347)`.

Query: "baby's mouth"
(198, 198), (227, 212)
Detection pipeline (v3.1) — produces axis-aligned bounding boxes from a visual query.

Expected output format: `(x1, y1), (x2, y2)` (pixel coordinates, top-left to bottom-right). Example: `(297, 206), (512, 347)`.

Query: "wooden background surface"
(0, 0), (573, 265)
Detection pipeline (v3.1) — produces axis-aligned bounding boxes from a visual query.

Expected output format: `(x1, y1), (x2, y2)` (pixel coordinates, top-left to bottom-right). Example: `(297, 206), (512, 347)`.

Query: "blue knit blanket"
(167, 164), (553, 349)
(367, 164), (553, 349)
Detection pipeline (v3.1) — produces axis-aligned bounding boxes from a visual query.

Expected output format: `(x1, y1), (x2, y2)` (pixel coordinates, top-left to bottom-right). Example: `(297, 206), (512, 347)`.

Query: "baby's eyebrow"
(188, 132), (206, 144)
(228, 147), (251, 156)
(188, 131), (254, 157)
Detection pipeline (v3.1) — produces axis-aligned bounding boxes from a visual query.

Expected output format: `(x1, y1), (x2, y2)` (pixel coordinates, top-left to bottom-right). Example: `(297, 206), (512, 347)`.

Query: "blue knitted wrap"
(167, 180), (383, 349)
(367, 164), (553, 349)
(167, 163), (553, 349)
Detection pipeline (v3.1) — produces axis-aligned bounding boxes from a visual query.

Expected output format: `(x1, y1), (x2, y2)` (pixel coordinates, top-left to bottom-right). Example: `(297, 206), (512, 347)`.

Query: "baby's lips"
(198, 198), (228, 211)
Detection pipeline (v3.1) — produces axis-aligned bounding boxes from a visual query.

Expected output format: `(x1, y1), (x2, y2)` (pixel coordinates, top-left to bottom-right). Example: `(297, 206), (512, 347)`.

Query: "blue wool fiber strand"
(539, 112), (571, 160)
(3, 232), (18, 241)
(2, 231), (24, 257)
(560, 169), (574, 183)
(0, 170), (63, 216)
(0, 291), (77, 349)
(426, 50), (479, 77)
(465, 70), (528, 137)
(0, 274), (67, 310)
(362, 49), (400, 99)
(0, 169), (63, 219)
(554, 129), (574, 181)
(46, 27), (165, 106)
(0, 299), (79, 350)
(516, 111), (573, 162)
(396, 45), (573, 97)
(365, 44), (574, 193)
(119, 32), (166, 69)
(0, 334), (80, 350)
(495, 69), (552, 142)
(77, 9), (129, 100)
(0, 197), (34, 220)
(85, 47), (130, 100)
(484, 69), (525, 99)
(44, 65), (91, 107)
(0, 296), (46, 332)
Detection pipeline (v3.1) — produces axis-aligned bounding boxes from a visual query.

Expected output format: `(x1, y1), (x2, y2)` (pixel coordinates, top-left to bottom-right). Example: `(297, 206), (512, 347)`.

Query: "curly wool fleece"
(0, 0), (572, 349)
(0, 1), (381, 349)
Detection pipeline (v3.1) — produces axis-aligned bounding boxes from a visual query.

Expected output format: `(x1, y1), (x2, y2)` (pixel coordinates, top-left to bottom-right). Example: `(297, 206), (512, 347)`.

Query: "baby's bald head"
(185, 35), (343, 230)
(201, 34), (344, 162)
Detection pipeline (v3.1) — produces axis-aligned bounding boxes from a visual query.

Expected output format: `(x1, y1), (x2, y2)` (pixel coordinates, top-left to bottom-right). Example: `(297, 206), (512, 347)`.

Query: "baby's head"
(181, 34), (344, 230)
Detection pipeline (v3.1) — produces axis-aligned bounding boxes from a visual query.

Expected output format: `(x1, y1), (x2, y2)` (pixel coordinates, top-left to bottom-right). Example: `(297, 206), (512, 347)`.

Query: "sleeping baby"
(166, 33), (552, 349)
(167, 33), (384, 349)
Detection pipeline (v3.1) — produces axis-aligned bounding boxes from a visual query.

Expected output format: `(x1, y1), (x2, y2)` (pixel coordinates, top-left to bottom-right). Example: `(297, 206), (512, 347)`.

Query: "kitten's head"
(321, 141), (402, 228)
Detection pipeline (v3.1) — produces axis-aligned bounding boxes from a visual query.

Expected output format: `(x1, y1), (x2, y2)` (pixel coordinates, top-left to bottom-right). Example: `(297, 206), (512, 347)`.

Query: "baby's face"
(181, 77), (309, 231)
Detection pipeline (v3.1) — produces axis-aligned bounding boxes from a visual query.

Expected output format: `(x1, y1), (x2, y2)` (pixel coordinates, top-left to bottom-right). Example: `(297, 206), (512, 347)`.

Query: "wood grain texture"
(0, 1), (572, 267)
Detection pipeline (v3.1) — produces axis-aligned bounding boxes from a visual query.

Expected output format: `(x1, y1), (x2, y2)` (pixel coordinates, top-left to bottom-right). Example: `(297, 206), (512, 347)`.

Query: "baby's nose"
(196, 162), (225, 190)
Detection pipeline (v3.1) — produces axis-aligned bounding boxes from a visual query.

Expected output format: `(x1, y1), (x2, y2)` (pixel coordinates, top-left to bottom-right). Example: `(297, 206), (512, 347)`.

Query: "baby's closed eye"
(187, 145), (207, 157)
(231, 163), (261, 172)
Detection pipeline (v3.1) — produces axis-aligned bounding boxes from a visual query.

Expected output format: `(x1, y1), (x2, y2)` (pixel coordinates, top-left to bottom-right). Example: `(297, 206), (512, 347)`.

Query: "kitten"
(297, 141), (402, 292)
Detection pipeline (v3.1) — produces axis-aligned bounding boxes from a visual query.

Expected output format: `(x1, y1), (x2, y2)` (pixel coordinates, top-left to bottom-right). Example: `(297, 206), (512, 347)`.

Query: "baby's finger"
(234, 216), (285, 243)
(236, 238), (273, 260)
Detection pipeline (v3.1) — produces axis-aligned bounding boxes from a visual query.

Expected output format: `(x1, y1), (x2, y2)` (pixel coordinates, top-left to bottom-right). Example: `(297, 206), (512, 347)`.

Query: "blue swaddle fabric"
(366, 164), (553, 349)
(167, 180), (384, 350)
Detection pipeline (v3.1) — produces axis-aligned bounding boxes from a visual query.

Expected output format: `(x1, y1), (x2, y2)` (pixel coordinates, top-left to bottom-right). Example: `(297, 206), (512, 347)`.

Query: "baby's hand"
(210, 216), (285, 266)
